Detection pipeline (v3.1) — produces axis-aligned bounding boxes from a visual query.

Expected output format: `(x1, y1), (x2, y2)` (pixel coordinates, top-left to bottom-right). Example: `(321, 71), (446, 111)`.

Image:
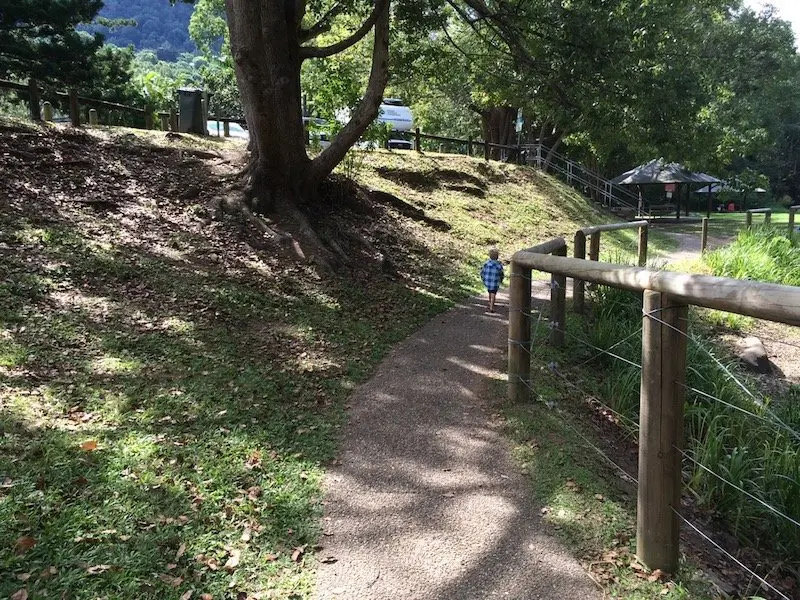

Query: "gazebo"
(611, 159), (721, 219)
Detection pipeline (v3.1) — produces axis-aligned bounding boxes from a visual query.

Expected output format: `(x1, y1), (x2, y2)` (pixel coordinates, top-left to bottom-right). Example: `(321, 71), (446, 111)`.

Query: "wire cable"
(672, 509), (791, 600)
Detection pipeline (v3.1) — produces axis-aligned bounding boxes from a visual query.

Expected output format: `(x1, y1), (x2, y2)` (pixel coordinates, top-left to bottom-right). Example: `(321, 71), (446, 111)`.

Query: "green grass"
(704, 225), (800, 286)
(1, 123), (667, 598)
(559, 283), (800, 584)
(0, 220), (454, 599)
(499, 325), (719, 600)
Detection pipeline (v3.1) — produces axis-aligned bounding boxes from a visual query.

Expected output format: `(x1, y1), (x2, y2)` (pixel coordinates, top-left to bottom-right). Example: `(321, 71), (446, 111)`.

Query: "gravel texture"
(316, 290), (601, 599)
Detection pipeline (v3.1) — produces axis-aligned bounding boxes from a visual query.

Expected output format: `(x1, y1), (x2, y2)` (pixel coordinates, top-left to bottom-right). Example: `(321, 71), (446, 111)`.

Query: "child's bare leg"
(488, 291), (496, 312)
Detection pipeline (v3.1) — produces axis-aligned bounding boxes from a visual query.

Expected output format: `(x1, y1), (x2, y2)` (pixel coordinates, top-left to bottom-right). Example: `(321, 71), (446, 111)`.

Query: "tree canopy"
(0, 0), (105, 85)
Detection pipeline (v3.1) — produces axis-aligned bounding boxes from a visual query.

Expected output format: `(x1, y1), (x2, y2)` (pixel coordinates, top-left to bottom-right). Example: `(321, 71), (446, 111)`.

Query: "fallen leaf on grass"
(224, 549), (241, 571)
(15, 573), (31, 582)
(200, 595), (212, 600)
(176, 543), (187, 560)
(14, 536), (36, 554)
(39, 566), (58, 579)
(241, 527), (252, 542)
(264, 553), (278, 562)
(291, 546), (306, 562)
(11, 589), (28, 600)
(158, 574), (184, 587)
(594, 494), (605, 502)
(321, 556), (337, 564)
(86, 564), (113, 575)
(180, 591), (193, 600)
(648, 569), (667, 582)
(80, 439), (98, 451)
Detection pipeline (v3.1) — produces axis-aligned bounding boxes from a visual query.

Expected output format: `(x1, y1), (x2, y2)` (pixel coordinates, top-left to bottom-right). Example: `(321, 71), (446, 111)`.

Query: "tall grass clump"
(704, 225), (800, 285)
(577, 284), (800, 567)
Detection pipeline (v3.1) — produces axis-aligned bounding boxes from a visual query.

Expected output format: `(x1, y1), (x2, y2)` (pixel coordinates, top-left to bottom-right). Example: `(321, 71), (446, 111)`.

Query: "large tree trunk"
(225, 0), (390, 213)
(479, 106), (517, 160)
(226, 0), (310, 213)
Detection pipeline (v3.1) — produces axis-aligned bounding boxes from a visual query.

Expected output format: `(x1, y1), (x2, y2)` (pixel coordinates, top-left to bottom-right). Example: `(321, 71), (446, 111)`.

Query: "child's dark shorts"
(487, 288), (498, 293)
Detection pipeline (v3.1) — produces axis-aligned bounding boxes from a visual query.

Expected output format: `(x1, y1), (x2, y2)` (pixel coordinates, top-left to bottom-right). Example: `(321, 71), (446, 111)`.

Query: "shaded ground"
(316, 289), (601, 599)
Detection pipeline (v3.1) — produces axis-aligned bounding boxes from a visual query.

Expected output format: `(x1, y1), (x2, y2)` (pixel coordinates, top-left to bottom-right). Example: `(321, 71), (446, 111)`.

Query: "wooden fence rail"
(572, 220), (649, 313)
(745, 207), (772, 229)
(509, 240), (800, 573)
(0, 78), (151, 128)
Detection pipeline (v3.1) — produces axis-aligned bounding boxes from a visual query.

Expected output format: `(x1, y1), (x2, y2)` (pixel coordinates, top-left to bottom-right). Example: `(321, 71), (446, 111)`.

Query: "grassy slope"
(0, 123), (667, 600)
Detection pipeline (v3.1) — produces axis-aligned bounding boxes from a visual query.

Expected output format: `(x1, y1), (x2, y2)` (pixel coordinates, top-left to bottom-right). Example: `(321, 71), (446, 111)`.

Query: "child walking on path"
(480, 248), (504, 313)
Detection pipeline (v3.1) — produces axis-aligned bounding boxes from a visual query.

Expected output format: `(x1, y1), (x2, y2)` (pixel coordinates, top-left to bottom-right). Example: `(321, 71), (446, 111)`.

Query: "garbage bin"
(177, 88), (205, 134)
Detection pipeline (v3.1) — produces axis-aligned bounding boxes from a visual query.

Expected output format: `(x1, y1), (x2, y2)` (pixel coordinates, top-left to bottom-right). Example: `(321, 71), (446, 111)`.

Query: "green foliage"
(576, 282), (800, 567)
(704, 226), (800, 286)
(0, 0), (105, 86)
(130, 50), (204, 112)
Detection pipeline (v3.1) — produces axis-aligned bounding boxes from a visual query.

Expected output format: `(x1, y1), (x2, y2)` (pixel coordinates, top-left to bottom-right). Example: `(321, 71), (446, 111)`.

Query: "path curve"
(315, 287), (601, 599)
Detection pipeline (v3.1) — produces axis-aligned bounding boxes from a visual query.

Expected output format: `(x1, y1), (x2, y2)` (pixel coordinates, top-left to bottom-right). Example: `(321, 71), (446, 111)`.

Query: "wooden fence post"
(415, 127), (421, 152)
(789, 206), (800, 239)
(224, 121), (230, 137)
(573, 231), (586, 314)
(746, 211), (753, 229)
(42, 102), (53, 122)
(551, 245), (567, 347)
(28, 79), (41, 121)
(144, 112), (153, 130)
(765, 210), (771, 225)
(508, 260), (532, 402)
(169, 107), (178, 132)
(638, 291), (687, 573)
(68, 89), (80, 127)
(88, 108), (98, 125)
(484, 141), (490, 161)
(638, 224), (649, 267)
(701, 217), (709, 252)
(467, 136), (473, 157)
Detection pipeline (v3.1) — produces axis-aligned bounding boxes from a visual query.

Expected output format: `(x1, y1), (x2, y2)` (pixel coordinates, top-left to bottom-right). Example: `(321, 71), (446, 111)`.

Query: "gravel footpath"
(315, 288), (601, 599)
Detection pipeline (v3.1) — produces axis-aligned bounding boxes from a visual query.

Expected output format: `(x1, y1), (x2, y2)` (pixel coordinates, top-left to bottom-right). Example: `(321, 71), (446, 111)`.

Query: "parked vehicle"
(206, 119), (249, 139)
(377, 98), (413, 131)
(377, 99), (415, 150)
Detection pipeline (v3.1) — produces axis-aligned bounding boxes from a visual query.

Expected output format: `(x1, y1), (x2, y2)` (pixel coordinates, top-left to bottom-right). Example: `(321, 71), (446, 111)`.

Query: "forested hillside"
(90, 0), (195, 60)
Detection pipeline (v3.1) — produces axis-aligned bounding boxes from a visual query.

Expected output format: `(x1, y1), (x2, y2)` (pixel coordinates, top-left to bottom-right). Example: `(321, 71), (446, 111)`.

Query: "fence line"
(0, 78), (150, 128)
(509, 229), (800, 589)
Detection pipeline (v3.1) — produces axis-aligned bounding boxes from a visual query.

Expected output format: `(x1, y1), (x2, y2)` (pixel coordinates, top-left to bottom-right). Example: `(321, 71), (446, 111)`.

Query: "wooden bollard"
(28, 79), (41, 121)
(68, 89), (80, 127)
(89, 108), (98, 125)
(223, 121), (230, 137)
(42, 102), (53, 122)
(484, 141), (490, 161)
(765, 211), (771, 225)
(415, 127), (421, 152)
(159, 112), (169, 130)
(144, 112), (153, 130)
(746, 212), (753, 229)
(169, 107), (178, 132)
(637, 291), (687, 573)
(467, 136), (473, 156)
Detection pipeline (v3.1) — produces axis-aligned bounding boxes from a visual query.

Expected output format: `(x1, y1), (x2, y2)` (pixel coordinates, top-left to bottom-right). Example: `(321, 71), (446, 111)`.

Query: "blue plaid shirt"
(480, 259), (504, 291)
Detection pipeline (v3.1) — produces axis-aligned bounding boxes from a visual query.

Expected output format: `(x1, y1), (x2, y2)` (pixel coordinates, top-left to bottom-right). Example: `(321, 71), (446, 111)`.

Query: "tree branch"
(308, 0), (390, 184)
(299, 0), (387, 59)
(299, 2), (347, 43)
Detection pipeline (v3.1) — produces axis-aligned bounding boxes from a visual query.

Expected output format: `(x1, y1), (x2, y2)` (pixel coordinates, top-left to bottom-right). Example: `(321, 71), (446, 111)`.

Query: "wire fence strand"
(516, 376), (638, 485)
(672, 509), (791, 600)
(676, 446), (800, 530)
